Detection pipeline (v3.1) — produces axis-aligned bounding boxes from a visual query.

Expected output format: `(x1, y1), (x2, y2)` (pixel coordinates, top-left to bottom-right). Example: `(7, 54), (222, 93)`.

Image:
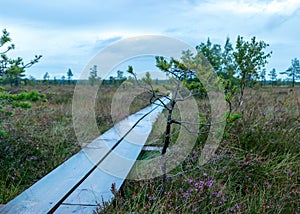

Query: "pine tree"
(268, 68), (277, 86)
(260, 68), (266, 87)
(281, 58), (300, 87)
(67, 68), (73, 84)
(89, 65), (98, 86)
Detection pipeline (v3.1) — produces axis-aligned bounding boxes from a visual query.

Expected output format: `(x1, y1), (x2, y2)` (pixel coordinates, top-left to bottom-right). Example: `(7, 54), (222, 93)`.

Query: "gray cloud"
(0, 0), (299, 78)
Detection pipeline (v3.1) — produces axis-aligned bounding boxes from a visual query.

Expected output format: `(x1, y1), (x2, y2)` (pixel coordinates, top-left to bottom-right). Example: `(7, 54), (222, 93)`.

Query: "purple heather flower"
(229, 207), (234, 212)
(195, 181), (204, 189)
(183, 191), (190, 199)
(213, 191), (221, 197)
(188, 179), (194, 184)
(205, 179), (214, 188)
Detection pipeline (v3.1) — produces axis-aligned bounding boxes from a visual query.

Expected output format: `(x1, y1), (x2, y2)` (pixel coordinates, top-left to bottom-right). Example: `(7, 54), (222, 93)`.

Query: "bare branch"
(178, 122), (212, 135)
(0, 44), (15, 55)
(22, 55), (42, 69)
(175, 91), (204, 102)
(174, 120), (227, 126)
(151, 95), (171, 110)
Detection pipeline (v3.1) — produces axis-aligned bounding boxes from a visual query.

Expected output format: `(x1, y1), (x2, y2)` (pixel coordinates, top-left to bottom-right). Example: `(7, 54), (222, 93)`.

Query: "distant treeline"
(0, 78), (172, 86)
(0, 78), (298, 87)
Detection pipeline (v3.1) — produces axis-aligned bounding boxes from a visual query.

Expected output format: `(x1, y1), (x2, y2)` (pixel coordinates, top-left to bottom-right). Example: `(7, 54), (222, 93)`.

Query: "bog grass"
(0, 85), (299, 213)
(96, 86), (300, 214)
(0, 83), (149, 204)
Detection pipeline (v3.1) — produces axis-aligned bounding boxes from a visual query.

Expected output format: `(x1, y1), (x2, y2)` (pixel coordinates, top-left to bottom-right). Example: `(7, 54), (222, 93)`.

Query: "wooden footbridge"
(0, 98), (168, 213)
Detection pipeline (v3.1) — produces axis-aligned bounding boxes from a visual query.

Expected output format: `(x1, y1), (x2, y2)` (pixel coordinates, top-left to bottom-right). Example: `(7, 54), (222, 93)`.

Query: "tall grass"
(96, 87), (300, 213)
(0, 84), (149, 204)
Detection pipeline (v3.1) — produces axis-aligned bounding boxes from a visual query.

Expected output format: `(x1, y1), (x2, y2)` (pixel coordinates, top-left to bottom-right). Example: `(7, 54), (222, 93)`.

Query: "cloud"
(200, 0), (300, 15)
(81, 35), (194, 80)
(0, 0), (299, 78)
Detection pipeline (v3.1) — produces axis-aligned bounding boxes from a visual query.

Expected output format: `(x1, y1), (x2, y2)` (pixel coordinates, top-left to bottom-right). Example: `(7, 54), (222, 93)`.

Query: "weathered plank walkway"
(0, 98), (168, 213)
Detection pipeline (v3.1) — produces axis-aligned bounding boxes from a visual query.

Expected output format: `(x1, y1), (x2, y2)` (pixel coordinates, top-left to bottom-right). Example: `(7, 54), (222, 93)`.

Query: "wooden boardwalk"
(0, 98), (168, 213)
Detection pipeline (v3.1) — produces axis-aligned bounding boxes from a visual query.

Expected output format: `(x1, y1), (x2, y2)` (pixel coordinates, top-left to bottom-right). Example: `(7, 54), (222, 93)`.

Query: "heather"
(96, 87), (300, 214)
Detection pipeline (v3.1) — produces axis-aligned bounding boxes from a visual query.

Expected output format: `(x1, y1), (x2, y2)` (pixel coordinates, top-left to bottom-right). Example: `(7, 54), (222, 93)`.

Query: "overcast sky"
(0, 0), (300, 79)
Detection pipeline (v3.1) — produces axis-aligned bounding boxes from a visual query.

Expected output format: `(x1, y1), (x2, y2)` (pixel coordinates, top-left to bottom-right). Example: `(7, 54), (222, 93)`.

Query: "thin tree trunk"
(160, 100), (175, 193)
(239, 82), (245, 106)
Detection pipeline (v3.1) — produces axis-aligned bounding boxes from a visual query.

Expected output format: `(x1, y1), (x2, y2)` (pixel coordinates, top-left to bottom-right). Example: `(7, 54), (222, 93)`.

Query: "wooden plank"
(0, 98), (168, 213)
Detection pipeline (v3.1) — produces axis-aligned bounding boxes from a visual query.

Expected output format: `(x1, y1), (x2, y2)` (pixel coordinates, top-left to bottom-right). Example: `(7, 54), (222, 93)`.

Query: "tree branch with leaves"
(0, 29), (44, 135)
(0, 29), (42, 86)
(127, 51), (227, 193)
(281, 58), (300, 87)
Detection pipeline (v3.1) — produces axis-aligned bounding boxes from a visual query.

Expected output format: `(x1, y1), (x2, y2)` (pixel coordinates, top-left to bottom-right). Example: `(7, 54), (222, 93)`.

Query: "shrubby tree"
(233, 36), (271, 104)
(281, 58), (300, 87)
(221, 38), (236, 75)
(109, 76), (116, 85)
(67, 68), (73, 84)
(260, 68), (267, 87)
(43, 72), (50, 83)
(196, 37), (237, 111)
(196, 38), (222, 73)
(117, 70), (124, 80)
(127, 51), (228, 193)
(197, 37), (235, 79)
(53, 76), (58, 85)
(89, 65), (100, 86)
(198, 36), (272, 105)
(268, 68), (277, 86)
(61, 75), (66, 84)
